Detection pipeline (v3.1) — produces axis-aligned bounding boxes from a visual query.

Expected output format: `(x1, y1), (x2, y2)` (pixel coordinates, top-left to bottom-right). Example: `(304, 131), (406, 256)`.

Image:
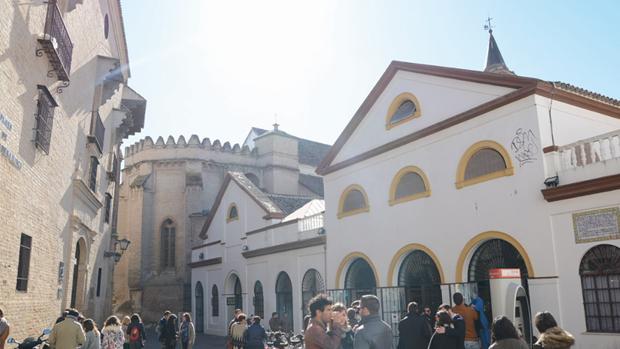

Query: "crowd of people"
(0, 307), (198, 349)
(223, 292), (576, 349)
(0, 295), (577, 349)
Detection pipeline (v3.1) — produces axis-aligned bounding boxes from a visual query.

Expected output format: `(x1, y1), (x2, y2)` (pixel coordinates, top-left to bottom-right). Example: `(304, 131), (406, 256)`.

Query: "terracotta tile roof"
(552, 82), (620, 108)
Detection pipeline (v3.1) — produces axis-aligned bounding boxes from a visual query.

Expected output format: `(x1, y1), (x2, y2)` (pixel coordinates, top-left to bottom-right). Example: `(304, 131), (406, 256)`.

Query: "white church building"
(191, 31), (620, 347)
(315, 32), (620, 348)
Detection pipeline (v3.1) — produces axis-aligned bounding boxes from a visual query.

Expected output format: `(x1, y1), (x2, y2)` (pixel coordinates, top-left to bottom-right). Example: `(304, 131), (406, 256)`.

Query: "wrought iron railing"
(34, 85), (58, 154)
(36, 0), (73, 82)
(88, 111), (105, 152)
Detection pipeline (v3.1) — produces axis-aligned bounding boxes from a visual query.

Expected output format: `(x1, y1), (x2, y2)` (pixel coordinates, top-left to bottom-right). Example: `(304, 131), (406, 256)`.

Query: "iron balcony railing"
(36, 0), (74, 81)
(88, 111), (105, 153)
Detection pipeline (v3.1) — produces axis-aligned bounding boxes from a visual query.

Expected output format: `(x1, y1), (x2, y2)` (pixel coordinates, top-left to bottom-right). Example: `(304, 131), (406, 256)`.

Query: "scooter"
(6, 328), (51, 349)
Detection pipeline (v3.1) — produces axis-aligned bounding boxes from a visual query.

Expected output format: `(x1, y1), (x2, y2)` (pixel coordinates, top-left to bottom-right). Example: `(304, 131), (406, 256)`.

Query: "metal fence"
(327, 282), (487, 347)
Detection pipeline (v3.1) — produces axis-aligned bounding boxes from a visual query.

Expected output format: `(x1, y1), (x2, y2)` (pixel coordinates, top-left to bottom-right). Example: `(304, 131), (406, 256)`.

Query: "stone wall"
(114, 132), (311, 322)
(0, 0), (140, 338)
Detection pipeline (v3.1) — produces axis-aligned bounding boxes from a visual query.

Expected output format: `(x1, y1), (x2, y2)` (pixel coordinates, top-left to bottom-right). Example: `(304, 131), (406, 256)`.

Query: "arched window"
(338, 185), (369, 219)
(211, 285), (219, 317)
(580, 244), (620, 333)
(195, 282), (204, 332)
(253, 281), (264, 319)
(456, 141), (514, 189)
(302, 269), (325, 319)
(227, 203), (239, 223)
(386, 92), (421, 129)
(160, 219), (176, 269)
(389, 166), (431, 205)
(345, 258), (377, 301)
(276, 272), (293, 331)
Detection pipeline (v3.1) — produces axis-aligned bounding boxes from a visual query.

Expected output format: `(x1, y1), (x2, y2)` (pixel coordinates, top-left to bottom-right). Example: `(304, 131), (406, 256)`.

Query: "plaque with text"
(573, 207), (620, 243)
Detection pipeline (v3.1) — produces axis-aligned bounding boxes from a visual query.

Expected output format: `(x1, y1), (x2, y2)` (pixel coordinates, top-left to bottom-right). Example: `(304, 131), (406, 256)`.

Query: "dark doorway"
(344, 258), (377, 300)
(397, 250), (443, 312)
(276, 272), (294, 331)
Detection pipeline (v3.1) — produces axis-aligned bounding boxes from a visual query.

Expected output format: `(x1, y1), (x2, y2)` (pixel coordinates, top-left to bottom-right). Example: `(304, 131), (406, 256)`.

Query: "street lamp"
(104, 237), (131, 263)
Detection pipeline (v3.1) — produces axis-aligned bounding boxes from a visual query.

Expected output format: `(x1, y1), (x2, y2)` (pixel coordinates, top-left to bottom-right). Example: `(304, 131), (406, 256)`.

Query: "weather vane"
(484, 16), (494, 33)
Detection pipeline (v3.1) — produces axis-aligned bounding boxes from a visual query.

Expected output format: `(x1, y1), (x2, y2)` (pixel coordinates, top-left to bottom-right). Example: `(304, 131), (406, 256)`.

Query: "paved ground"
(144, 328), (227, 349)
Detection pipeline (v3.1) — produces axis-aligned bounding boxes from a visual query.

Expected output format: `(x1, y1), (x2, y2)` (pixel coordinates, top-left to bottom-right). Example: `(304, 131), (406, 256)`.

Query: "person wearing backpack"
(126, 314), (146, 349)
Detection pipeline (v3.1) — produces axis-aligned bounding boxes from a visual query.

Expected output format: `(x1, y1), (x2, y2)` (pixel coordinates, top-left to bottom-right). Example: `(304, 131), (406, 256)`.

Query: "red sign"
(489, 268), (521, 279)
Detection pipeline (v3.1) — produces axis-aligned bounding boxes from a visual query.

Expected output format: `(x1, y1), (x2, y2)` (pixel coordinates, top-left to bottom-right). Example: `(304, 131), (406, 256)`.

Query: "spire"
(483, 18), (514, 75)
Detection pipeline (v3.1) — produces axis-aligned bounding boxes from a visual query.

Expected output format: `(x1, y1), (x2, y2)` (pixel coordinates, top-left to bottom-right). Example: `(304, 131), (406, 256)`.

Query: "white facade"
(191, 173), (326, 336)
(318, 62), (620, 348)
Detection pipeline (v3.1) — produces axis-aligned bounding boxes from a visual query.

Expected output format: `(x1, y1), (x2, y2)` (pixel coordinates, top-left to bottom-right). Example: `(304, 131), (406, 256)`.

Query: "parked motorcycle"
(6, 328), (51, 349)
(266, 331), (303, 349)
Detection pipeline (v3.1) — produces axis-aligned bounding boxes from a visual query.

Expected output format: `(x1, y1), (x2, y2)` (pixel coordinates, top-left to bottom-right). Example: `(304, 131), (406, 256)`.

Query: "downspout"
(548, 82), (557, 147)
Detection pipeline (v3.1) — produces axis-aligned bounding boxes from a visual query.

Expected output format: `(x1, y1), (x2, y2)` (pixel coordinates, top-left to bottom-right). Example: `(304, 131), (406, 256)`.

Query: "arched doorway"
(70, 238), (88, 310)
(302, 269), (325, 321)
(253, 281), (264, 319)
(195, 282), (204, 333)
(397, 250), (442, 312)
(468, 238), (529, 321)
(276, 272), (293, 331)
(226, 274), (243, 322)
(345, 258), (377, 300)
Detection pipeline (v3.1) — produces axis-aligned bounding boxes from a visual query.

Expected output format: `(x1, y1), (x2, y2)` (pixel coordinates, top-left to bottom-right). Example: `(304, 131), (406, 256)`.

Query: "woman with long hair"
(429, 311), (458, 349)
(533, 312), (574, 349)
(179, 313), (195, 349)
(489, 316), (528, 349)
(126, 314), (146, 349)
(82, 319), (101, 349)
(121, 316), (131, 349)
(101, 316), (125, 349)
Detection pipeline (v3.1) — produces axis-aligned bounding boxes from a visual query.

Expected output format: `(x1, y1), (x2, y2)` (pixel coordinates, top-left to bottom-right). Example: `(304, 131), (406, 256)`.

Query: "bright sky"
(122, 0), (620, 147)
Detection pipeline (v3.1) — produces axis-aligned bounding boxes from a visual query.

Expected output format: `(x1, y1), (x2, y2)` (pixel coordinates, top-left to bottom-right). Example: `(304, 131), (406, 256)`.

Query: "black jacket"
(429, 332), (458, 349)
(353, 314), (394, 349)
(444, 315), (465, 349)
(397, 313), (431, 349)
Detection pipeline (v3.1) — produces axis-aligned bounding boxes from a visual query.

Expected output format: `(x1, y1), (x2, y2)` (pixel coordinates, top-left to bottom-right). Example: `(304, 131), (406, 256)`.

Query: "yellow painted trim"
(388, 166), (431, 206)
(337, 184), (370, 219)
(387, 243), (445, 286)
(455, 231), (535, 282)
(335, 252), (380, 288)
(455, 140), (514, 189)
(226, 203), (239, 223)
(385, 92), (422, 130)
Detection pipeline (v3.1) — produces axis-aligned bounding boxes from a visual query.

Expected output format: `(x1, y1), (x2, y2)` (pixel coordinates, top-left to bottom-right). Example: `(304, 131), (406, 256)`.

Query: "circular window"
(104, 14), (109, 39)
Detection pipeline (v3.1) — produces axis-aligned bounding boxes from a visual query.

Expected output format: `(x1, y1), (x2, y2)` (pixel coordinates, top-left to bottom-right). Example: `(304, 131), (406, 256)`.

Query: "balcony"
(36, 0), (73, 82)
(87, 111), (105, 153)
(542, 130), (620, 201)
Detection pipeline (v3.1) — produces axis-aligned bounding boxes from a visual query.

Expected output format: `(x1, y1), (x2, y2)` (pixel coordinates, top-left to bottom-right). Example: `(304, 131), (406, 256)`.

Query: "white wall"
(334, 70), (516, 163)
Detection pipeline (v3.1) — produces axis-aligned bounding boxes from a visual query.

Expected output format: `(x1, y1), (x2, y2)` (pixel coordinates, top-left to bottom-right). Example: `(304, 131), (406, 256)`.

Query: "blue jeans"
(465, 340), (481, 349)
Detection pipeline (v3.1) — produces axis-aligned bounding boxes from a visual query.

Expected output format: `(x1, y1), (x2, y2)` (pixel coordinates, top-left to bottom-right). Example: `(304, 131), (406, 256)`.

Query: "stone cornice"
(73, 178), (103, 215)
